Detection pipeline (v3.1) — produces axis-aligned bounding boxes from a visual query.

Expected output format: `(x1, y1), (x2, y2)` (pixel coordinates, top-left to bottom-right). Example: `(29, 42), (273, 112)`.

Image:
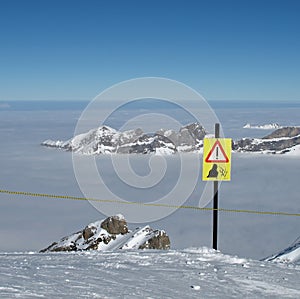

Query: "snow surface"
(0, 248), (300, 298)
(264, 237), (300, 263)
(282, 144), (300, 156)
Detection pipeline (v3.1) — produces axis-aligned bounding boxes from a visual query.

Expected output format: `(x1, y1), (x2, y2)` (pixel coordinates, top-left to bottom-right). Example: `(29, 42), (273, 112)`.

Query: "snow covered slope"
(0, 248), (299, 298)
(264, 237), (300, 263)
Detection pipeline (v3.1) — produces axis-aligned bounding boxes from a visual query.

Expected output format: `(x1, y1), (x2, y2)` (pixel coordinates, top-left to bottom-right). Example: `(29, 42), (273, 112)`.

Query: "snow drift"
(1, 248), (300, 298)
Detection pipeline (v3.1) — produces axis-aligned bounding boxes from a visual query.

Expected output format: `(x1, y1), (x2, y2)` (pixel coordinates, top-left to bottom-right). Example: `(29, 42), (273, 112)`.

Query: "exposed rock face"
(139, 231), (170, 250)
(82, 226), (95, 240)
(233, 127), (300, 154)
(40, 215), (170, 252)
(123, 134), (177, 155)
(181, 122), (207, 144)
(263, 127), (300, 139)
(100, 215), (128, 235)
(42, 123), (207, 155)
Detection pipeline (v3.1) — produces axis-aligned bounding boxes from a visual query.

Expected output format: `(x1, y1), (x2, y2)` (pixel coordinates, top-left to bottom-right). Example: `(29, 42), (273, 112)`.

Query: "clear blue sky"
(0, 0), (299, 101)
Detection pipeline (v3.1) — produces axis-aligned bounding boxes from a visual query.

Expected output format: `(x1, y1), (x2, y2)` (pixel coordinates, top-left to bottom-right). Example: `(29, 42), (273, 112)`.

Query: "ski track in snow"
(0, 248), (299, 298)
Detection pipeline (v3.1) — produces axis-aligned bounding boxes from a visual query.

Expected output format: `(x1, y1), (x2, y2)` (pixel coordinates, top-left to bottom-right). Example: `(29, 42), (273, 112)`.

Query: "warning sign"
(205, 140), (229, 163)
(202, 138), (232, 181)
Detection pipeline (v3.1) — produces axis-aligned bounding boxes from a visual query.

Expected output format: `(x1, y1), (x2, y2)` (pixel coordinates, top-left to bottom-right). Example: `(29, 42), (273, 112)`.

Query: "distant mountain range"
(243, 123), (282, 130)
(233, 127), (300, 154)
(42, 123), (300, 155)
(42, 123), (207, 155)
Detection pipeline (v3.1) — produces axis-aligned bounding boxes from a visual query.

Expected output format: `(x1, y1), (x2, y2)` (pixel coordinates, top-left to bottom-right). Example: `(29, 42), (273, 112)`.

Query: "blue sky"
(0, 0), (299, 102)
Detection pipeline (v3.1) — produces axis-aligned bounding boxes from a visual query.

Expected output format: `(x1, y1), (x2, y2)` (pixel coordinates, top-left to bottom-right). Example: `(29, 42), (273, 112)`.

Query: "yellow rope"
(0, 188), (299, 217)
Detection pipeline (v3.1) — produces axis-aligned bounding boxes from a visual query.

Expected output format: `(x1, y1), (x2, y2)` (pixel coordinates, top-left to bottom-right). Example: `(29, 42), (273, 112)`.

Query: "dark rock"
(263, 127), (300, 139)
(101, 215), (128, 235)
(83, 226), (96, 240)
(233, 126), (300, 153)
(181, 123), (207, 143)
(139, 230), (170, 250)
(128, 134), (177, 154)
(234, 135), (300, 153)
(178, 128), (196, 146)
(50, 242), (77, 252)
(39, 242), (58, 253)
(84, 234), (113, 250)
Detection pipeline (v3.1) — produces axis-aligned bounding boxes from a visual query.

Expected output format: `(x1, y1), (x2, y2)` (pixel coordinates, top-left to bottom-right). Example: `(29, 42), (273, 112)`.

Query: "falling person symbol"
(207, 164), (218, 178)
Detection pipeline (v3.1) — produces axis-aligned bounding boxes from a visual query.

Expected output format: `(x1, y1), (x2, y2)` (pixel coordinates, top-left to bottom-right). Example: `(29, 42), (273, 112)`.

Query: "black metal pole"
(213, 123), (220, 250)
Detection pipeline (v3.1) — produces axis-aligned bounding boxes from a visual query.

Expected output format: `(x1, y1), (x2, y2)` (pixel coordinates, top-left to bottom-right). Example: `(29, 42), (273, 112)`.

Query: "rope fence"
(0, 188), (299, 217)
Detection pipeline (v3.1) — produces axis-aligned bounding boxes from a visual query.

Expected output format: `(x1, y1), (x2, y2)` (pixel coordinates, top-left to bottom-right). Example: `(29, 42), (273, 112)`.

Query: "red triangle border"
(205, 140), (229, 163)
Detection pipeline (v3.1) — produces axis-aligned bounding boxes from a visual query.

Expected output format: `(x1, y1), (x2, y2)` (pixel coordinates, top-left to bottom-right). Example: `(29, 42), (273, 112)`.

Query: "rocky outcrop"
(100, 215), (128, 235)
(41, 123), (207, 155)
(139, 231), (170, 250)
(40, 215), (170, 252)
(233, 127), (300, 154)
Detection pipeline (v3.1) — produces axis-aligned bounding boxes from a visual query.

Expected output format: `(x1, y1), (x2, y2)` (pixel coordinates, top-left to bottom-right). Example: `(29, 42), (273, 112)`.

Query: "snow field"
(0, 248), (299, 298)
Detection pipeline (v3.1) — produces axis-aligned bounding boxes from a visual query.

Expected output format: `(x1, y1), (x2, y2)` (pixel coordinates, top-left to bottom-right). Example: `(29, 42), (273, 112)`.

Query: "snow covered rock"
(41, 123), (207, 155)
(40, 215), (170, 252)
(233, 126), (300, 154)
(139, 230), (170, 250)
(125, 133), (177, 155)
(243, 123), (282, 130)
(263, 126), (300, 139)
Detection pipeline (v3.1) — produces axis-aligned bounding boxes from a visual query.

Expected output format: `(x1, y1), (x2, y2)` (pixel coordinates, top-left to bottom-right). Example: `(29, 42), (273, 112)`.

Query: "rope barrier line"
(0, 188), (299, 217)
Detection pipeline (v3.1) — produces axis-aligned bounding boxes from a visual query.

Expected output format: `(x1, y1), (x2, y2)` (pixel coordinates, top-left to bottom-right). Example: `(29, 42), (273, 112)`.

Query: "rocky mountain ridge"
(233, 127), (300, 154)
(40, 215), (170, 252)
(42, 123), (300, 155)
(42, 123), (207, 155)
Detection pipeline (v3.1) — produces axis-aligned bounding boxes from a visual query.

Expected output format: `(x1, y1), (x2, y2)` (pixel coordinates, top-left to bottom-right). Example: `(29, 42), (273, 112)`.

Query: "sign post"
(213, 124), (219, 250)
(202, 123), (232, 250)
